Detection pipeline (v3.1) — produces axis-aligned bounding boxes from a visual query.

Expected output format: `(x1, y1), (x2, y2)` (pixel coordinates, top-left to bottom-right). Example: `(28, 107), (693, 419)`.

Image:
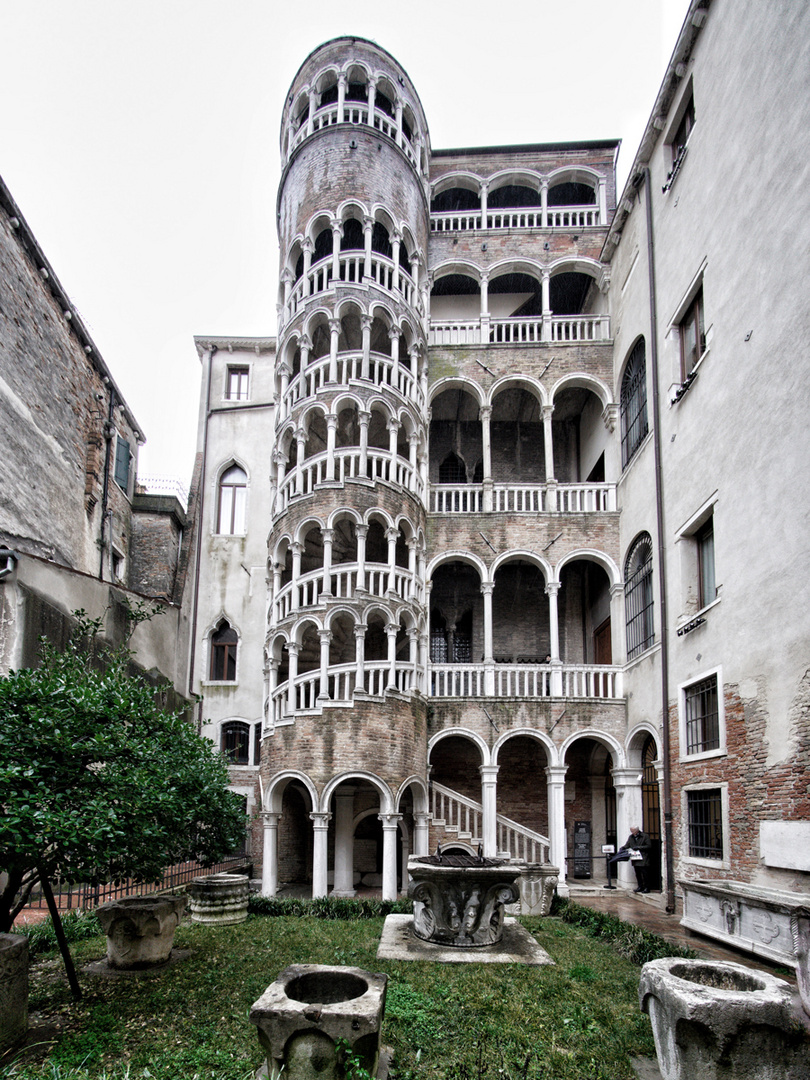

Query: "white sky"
(1, 0), (688, 486)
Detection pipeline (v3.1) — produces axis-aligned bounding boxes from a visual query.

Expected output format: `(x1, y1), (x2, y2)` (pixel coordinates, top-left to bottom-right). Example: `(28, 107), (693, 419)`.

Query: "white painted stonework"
(760, 821), (810, 873)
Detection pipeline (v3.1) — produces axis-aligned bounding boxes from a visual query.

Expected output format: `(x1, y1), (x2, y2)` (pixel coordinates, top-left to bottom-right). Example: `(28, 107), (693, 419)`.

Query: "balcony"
(428, 314), (610, 347)
(429, 482), (617, 514)
(430, 204), (602, 233)
(430, 661), (623, 700)
(275, 448), (423, 515)
(285, 252), (420, 326)
(288, 103), (419, 169)
(274, 563), (423, 622)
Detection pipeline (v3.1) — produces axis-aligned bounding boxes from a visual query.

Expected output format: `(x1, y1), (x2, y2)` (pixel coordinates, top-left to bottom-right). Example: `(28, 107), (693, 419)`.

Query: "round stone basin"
(668, 962), (766, 992)
(286, 970), (368, 1004)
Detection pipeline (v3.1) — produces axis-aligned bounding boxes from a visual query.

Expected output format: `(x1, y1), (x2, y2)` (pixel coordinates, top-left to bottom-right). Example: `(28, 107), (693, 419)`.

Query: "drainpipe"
(641, 167), (676, 914)
(187, 345), (217, 704)
(98, 386), (116, 580)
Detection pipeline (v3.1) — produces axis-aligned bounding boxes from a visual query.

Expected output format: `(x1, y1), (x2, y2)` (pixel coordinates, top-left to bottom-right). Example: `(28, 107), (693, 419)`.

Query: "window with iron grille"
(210, 620), (238, 681)
(684, 674), (719, 755)
(625, 533), (654, 659)
(221, 720), (249, 764)
(687, 788), (723, 859)
(620, 339), (649, 468)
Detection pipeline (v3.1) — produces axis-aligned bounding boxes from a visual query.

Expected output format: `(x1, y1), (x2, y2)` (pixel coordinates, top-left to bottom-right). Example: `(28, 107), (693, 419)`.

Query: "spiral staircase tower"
(263, 38), (431, 897)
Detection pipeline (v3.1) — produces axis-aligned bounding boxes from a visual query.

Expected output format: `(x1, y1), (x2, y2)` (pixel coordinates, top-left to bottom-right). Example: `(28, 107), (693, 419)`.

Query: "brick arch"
(320, 771), (394, 814)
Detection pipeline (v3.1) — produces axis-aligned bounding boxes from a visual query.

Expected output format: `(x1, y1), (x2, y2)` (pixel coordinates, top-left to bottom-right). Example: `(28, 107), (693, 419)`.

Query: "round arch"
(430, 171), (481, 199)
(550, 372), (612, 412)
(490, 548), (552, 582)
(492, 727), (558, 768)
(265, 769), (319, 814)
(427, 376), (485, 409)
(320, 771), (394, 814)
(395, 774), (429, 814)
(488, 374), (548, 410)
(426, 549), (488, 581)
(427, 727), (490, 766)
(559, 729), (625, 769)
(554, 548), (621, 588)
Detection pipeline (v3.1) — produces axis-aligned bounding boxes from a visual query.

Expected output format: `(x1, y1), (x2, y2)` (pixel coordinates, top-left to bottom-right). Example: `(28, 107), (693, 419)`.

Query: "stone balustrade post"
(546, 765), (569, 894)
(480, 764), (499, 857)
(380, 814), (402, 900)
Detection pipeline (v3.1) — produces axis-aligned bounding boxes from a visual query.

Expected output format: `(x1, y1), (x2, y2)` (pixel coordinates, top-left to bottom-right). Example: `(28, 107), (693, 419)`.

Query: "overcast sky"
(1, 0), (688, 486)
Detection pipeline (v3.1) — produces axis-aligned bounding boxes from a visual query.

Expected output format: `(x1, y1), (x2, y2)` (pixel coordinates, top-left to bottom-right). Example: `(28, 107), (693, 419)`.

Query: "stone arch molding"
(492, 727), (560, 768)
(320, 771), (395, 814)
(264, 770), (320, 814)
(559, 729), (626, 770)
(427, 727), (491, 767)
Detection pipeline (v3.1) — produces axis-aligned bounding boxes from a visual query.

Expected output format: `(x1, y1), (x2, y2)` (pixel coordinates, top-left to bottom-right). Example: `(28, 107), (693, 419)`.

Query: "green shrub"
(247, 894), (412, 919)
(553, 898), (696, 965)
(13, 908), (102, 955)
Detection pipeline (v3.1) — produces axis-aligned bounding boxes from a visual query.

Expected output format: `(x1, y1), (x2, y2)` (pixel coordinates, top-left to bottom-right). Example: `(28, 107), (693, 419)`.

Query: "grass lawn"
(2, 910), (660, 1080)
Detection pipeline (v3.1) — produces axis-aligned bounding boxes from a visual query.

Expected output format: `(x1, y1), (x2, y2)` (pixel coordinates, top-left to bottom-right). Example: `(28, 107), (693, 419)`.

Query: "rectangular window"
(679, 288), (705, 379)
(697, 517), (715, 609)
(226, 366), (250, 401)
(671, 94), (696, 163)
(687, 788), (723, 860)
(114, 437), (131, 491)
(684, 674), (719, 755)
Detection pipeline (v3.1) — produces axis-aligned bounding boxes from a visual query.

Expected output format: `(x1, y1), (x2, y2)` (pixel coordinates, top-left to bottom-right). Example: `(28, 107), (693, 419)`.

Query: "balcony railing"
(289, 103), (418, 169)
(430, 662), (623, 700)
(430, 782), (550, 864)
(279, 350), (422, 423)
(274, 563), (422, 622)
(430, 204), (601, 233)
(286, 252), (419, 323)
(428, 314), (610, 346)
(430, 482), (617, 513)
(271, 660), (417, 723)
(276, 448), (422, 514)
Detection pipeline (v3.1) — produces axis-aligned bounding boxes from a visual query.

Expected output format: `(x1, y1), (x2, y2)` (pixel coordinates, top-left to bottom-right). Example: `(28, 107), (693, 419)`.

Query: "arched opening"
(549, 271), (598, 316)
(429, 735), (483, 807)
(496, 736), (550, 840)
(492, 560), (548, 663)
(558, 559), (612, 666)
(336, 405), (360, 448)
(431, 187), (480, 213)
(429, 388), (481, 483)
(278, 781), (313, 889)
(430, 273), (480, 322)
(430, 562), (481, 663)
(328, 612), (356, 667)
(488, 184), (542, 209)
(563, 738), (616, 883)
(641, 735), (662, 891)
(301, 526), (325, 576)
(489, 271), (542, 318)
(303, 412), (328, 460)
(548, 180), (596, 206)
(552, 386), (608, 485)
(339, 310), (363, 352)
(340, 218), (365, 252)
(490, 386), (545, 482)
(371, 222), (391, 258)
(331, 517), (358, 565)
(365, 519), (387, 566)
(365, 613), (388, 663)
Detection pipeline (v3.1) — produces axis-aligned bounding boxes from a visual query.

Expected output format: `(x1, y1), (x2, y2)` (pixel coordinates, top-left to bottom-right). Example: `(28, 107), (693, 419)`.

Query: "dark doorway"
(642, 736), (662, 891)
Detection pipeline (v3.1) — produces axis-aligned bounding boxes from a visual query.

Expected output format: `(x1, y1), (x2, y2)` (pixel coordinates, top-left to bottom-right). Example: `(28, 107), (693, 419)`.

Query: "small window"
(226, 366), (250, 401)
(217, 465), (247, 534)
(696, 516), (716, 609)
(684, 674), (719, 755)
(671, 94), (696, 164)
(679, 288), (705, 379)
(114, 437), (131, 492)
(253, 723), (262, 767)
(221, 721), (250, 764)
(687, 788), (723, 860)
(625, 533), (654, 659)
(620, 340), (649, 468)
(210, 620), (238, 681)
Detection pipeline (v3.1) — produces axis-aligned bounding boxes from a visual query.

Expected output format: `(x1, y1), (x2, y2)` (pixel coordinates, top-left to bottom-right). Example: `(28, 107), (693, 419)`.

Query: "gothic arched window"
(217, 464), (247, 534)
(625, 533), (654, 659)
(620, 339), (649, 468)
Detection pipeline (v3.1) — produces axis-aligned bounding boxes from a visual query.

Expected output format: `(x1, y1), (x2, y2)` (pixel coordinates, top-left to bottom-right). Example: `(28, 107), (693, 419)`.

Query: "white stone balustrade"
(286, 253), (418, 323)
(429, 482), (616, 514)
(428, 314), (610, 346)
(279, 351), (422, 423)
(271, 660), (417, 723)
(430, 662), (622, 700)
(430, 782), (550, 863)
(274, 563), (421, 622)
(430, 204), (601, 234)
(276, 448), (422, 513)
(289, 103), (418, 168)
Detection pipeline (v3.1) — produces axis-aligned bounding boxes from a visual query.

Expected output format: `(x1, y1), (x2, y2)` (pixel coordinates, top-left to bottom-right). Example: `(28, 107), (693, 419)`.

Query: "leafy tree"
(0, 610), (247, 934)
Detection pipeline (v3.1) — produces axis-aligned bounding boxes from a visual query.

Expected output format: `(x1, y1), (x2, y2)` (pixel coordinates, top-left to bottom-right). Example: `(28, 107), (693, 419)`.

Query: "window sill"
(618, 429), (653, 481)
(202, 680), (238, 688)
(681, 854), (730, 871)
(670, 346), (709, 405)
(679, 746), (726, 764)
(624, 640), (660, 671)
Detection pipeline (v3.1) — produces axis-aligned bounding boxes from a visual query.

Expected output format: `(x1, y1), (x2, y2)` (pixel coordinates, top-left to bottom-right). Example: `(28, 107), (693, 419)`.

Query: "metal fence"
(18, 858), (250, 913)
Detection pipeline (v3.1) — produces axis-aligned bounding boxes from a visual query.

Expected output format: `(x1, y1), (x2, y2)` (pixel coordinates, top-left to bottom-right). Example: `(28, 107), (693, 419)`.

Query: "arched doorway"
(641, 735), (662, 891)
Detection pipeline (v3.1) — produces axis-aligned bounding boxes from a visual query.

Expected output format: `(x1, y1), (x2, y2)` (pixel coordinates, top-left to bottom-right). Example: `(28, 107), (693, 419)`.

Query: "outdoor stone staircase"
(429, 781), (550, 863)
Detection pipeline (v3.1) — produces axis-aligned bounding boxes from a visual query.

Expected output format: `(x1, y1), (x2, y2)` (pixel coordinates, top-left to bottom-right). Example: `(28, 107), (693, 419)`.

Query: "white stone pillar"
(418, 632), (429, 695)
(386, 526), (399, 596)
(480, 404), (493, 511)
(302, 239), (313, 296)
(307, 87), (317, 136)
(395, 99), (403, 146)
(290, 541), (303, 611)
(353, 625), (366, 694)
(610, 583), (625, 668)
(391, 233), (401, 293)
(299, 334), (312, 372)
(355, 523), (368, 592)
(480, 764), (499, 857)
(482, 581), (495, 696)
(389, 326), (400, 366)
(386, 622), (399, 689)
(331, 219), (342, 280)
(361, 314), (373, 381)
(598, 178), (607, 226)
(613, 768), (643, 890)
(542, 269), (552, 342)
(542, 404), (556, 481)
(408, 433), (420, 493)
(286, 642), (300, 715)
(363, 216), (374, 280)
(546, 581), (561, 661)
(407, 627), (419, 690)
(321, 528), (333, 597)
(294, 429), (307, 496)
(380, 813), (402, 900)
(278, 360), (291, 404)
(325, 413), (338, 482)
(261, 812), (281, 896)
(318, 629), (331, 701)
(367, 78), (377, 130)
(328, 318), (340, 384)
(546, 765), (569, 894)
(272, 562), (283, 623)
(332, 787), (357, 896)
(413, 811), (430, 857)
(480, 272), (490, 318)
(540, 179), (548, 228)
(310, 811), (331, 898)
(480, 180), (489, 229)
(337, 72), (346, 123)
(358, 410), (370, 475)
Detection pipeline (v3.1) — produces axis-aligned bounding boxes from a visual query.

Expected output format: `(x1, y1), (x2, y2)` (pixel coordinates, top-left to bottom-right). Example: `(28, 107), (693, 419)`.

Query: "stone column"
(332, 787), (357, 896)
(358, 410), (370, 476)
(546, 581), (563, 696)
(325, 413), (337, 482)
(598, 178), (607, 226)
(413, 811), (430, 857)
(540, 179), (548, 228)
(328, 318), (340, 384)
(267, 658), (279, 725)
(386, 526), (399, 596)
(480, 404), (493, 511)
(286, 642), (300, 716)
(361, 314), (373, 381)
(387, 419), (400, 476)
(299, 334), (312, 372)
(307, 87), (317, 136)
(418, 632), (429, 695)
(480, 764), (499, 857)
(331, 219), (342, 280)
(336, 72), (346, 123)
(363, 216), (374, 280)
(395, 99), (403, 147)
(261, 812), (281, 896)
(613, 768), (643, 890)
(353, 625), (366, 694)
(546, 765), (569, 894)
(290, 541), (303, 611)
(294, 429), (307, 496)
(310, 812), (331, 898)
(318, 630), (331, 702)
(321, 528), (333, 597)
(367, 77), (377, 130)
(380, 814), (402, 900)
(302, 238), (313, 296)
(355, 523), (368, 592)
(541, 269), (552, 342)
(407, 627), (419, 690)
(409, 432), (419, 492)
(480, 180), (489, 229)
(482, 581), (495, 694)
(542, 405), (557, 511)
(610, 584), (625, 669)
(278, 360), (291, 404)
(391, 233), (401, 293)
(271, 561), (283, 623)
(480, 271), (490, 343)
(386, 622), (399, 690)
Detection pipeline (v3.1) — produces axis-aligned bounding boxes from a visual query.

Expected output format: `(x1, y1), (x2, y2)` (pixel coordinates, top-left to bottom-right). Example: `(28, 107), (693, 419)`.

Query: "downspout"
(187, 346), (216, 709)
(641, 167), (676, 914)
(98, 386), (116, 580)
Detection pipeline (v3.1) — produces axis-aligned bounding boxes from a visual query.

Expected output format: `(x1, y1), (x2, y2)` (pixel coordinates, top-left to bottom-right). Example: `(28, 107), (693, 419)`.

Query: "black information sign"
(573, 820), (592, 878)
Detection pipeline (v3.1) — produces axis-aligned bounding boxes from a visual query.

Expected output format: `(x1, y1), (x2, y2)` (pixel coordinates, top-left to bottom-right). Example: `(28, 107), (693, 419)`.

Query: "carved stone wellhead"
(407, 852), (521, 947)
